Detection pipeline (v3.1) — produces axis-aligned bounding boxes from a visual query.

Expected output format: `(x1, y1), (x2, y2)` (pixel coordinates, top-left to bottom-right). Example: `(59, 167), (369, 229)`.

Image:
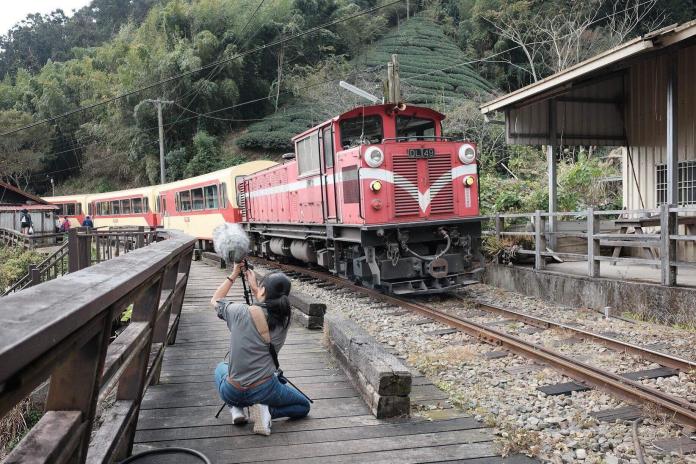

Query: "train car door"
(320, 126), (338, 222)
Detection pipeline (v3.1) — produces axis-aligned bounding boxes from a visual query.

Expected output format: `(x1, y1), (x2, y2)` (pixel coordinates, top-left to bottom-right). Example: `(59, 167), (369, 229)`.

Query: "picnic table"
(610, 215), (696, 264)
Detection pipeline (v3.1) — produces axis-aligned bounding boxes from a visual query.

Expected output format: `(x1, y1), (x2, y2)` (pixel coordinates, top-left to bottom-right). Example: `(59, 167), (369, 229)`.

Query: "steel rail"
(449, 294), (696, 373)
(253, 258), (696, 427)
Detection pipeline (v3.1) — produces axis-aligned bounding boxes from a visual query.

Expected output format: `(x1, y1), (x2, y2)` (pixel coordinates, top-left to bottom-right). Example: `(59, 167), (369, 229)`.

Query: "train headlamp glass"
(458, 144), (476, 164)
(364, 147), (385, 168)
(370, 180), (382, 192)
(463, 176), (475, 187)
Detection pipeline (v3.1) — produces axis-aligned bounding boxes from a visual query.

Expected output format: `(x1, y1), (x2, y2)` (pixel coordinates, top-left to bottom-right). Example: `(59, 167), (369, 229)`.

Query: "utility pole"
(144, 98), (174, 184)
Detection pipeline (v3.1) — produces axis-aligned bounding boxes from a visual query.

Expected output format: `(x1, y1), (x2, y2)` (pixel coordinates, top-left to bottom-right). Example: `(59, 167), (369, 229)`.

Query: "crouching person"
(211, 264), (310, 436)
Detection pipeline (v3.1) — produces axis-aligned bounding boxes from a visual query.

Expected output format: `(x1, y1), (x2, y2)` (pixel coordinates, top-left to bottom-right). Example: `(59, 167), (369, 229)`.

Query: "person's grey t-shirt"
(215, 299), (289, 386)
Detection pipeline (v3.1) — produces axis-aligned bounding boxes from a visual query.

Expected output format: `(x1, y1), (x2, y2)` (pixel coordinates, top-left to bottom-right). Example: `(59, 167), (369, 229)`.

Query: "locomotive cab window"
(396, 116), (436, 140)
(339, 115), (382, 149)
(322, 127), (334, 169)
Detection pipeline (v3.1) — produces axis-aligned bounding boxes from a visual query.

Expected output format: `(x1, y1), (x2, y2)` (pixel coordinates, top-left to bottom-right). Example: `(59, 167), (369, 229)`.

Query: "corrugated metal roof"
(480, 21), (696, 115)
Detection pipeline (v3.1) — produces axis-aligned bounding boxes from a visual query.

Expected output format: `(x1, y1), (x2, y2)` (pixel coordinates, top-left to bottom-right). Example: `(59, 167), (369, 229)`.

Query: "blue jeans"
(214, 362), (310, 419)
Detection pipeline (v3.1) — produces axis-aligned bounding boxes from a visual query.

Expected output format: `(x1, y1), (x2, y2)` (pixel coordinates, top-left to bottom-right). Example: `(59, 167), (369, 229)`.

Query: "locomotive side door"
(320, 126), (338, 222)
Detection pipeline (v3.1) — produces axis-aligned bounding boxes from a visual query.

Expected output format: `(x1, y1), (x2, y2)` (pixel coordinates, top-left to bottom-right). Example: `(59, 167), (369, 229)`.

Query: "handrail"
(487, 204), (689, 286)
(0, 229), (195, 463)
(2, 227), (158, 296)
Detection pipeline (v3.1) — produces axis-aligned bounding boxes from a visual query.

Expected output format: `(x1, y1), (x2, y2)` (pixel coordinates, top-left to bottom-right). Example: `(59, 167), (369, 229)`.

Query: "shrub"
(0, 246), (44, 292)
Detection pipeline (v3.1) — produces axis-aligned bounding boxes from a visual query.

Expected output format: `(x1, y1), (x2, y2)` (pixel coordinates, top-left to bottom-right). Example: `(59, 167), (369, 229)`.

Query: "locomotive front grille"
(429, 156), (453, 214)
(393, 156), (420, 216)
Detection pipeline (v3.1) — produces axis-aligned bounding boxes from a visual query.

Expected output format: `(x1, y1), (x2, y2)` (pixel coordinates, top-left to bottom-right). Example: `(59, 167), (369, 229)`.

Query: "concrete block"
(324, 313), (411, 418)
(288, 292), (326, 317)
(292, 308), (323, 330)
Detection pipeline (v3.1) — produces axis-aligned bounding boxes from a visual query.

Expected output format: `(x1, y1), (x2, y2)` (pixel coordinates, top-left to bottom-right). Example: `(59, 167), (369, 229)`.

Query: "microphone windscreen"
(212, 223), (250, 263)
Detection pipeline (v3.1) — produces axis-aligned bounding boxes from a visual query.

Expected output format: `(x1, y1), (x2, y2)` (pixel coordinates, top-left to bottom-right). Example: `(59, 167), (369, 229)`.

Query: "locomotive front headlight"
(463, 176), (475, 187)
(364, 147), (385, 168)
(370, 180), (382, 192)
(458, 144), (476, 164)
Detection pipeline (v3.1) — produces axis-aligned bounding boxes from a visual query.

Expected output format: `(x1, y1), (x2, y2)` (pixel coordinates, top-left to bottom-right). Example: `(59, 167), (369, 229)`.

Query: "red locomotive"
(239, 103), (481, 294)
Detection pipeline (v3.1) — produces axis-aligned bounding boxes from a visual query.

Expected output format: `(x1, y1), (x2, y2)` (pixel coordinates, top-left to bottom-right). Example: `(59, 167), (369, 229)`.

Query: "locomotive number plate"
(407, 148), (435, 159)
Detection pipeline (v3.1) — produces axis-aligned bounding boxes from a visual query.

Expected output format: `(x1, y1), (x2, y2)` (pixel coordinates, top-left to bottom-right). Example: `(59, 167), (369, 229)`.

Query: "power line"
(1, 0), (404, 137)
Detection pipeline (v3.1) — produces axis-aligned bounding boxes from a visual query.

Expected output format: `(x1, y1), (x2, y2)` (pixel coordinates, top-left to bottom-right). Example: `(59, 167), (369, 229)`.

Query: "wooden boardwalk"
(134, 260), (533, 463)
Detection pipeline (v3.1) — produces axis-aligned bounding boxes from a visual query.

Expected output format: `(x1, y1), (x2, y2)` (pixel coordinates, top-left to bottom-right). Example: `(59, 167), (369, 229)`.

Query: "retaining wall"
(484, 264), (696, 324)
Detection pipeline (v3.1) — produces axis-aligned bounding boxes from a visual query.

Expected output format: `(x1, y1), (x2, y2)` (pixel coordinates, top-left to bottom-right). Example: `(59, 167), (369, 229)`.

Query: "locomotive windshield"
(339, 115), (382, 149)
(396, 115), (436, 140)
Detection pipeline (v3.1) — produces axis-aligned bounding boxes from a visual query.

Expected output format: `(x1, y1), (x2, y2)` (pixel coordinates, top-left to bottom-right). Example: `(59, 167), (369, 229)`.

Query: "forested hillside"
(0, 0), (694, 213)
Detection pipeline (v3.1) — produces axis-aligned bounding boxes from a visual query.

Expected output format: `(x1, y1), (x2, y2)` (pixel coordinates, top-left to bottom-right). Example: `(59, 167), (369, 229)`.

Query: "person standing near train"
(210, 264), (310, 436)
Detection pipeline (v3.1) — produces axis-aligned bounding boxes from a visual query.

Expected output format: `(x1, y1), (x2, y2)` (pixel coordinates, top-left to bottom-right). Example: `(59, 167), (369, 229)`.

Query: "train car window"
(132, 198), (143, 214)
(192, 188), (205, 210)
(220, 183), (228, 208)
(339, 115), (382, 148)
(395, 116), (435, 140)
(111, 200), (121, 215)
(121, 199), (132, 214)
(161, 196), (167, 213)
(65, 203), (76, 215)
(88, 203), (93, 216)
(297, 132), (320, 176)
(143, 197), (149, 213)
(322, 128), (334, 168)
(179, 191), (192, 211)
(204, 185), (218, 209)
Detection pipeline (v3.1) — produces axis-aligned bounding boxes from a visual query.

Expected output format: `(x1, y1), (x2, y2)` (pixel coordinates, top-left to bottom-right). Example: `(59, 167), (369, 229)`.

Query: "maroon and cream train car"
(240, 104), (482, 295)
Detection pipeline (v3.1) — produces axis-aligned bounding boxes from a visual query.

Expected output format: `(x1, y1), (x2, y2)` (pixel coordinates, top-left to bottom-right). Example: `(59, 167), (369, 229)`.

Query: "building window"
(656, 161), (696, 205)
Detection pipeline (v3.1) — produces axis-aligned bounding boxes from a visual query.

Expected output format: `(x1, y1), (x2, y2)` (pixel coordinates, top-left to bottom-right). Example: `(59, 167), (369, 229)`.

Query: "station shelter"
(0, 181), (58, 234)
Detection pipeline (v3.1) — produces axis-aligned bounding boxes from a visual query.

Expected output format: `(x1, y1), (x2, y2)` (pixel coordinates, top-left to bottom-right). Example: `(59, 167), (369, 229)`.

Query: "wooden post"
(534, 210), (546, 270)
(28, 264), (41, 287)
(136, 226), (145, 249)
(44, 313), (112, 462)
(114, 278), (164, 460)
(494, 214), (503, 264)
(661, 204), (677, 286)
(587, 208), (600, 278)
(67, 228), (79, 273)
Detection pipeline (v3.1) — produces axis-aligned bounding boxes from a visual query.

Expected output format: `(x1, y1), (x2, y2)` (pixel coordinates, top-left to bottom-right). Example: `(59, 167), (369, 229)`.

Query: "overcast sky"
(1, 0), (93, 36)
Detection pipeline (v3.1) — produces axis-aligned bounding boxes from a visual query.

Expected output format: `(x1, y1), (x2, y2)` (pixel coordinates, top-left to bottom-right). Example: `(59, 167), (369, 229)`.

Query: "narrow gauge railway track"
(252, 258), (696, 428)
(451, 294), (696, 373)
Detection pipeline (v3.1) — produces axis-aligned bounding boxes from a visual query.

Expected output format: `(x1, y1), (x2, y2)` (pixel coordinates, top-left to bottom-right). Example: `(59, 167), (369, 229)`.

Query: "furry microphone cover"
(212, 223), (250, 263)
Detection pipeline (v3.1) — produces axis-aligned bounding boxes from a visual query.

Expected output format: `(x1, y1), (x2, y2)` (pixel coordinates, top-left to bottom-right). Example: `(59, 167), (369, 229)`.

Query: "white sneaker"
(250, 404), (272, 436)
(229, 406), (248, 425)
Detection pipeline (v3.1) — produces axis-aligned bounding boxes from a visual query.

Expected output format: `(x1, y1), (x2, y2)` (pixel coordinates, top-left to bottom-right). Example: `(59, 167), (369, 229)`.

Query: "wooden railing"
(0, 229), (195, 463)
(0, 227), (65, 249)
(484, 204), (696, 286)
(2, 227), (159, 296)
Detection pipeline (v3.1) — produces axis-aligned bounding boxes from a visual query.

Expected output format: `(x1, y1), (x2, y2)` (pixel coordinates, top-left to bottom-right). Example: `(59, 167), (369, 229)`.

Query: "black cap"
(261, 272), (291, 299)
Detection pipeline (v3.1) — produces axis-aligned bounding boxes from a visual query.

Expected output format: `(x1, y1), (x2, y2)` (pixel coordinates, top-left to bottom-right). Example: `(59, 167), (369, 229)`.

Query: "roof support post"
(666, 53), (678, 206)
(547, 99), (558, 250)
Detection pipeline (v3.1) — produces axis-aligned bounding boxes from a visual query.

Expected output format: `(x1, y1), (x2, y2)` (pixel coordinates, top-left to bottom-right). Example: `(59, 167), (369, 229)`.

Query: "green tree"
(185, 131), (221, 177)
